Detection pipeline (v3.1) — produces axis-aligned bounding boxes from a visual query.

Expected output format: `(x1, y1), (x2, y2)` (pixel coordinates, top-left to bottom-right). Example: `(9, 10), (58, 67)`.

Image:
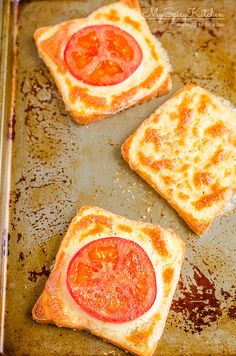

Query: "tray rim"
(0, 0), (18, 353)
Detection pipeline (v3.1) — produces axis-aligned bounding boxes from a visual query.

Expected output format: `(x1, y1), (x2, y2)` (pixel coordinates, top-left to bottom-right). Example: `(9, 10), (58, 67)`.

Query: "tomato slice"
(66, 237), (156, 323)
(64, 25), (143, 86)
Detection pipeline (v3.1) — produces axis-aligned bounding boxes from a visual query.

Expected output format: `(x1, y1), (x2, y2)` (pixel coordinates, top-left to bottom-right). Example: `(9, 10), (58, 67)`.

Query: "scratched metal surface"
(3, 0), (236, 355)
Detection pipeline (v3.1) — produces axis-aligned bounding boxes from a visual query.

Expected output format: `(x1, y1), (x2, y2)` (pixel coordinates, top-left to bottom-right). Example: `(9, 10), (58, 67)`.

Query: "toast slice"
(32, 206), (185, 356)
(122, 84), (236, 235)
(34, 0), (171, 125)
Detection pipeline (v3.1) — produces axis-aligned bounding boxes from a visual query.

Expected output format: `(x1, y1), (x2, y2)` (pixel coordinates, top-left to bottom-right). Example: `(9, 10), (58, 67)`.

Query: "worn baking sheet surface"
(5, 0), (236, 355)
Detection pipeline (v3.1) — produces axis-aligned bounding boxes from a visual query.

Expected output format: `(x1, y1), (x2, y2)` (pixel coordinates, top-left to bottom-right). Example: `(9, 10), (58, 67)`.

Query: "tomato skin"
(66, 237), (157, 323)
(64, 25), (143, 86)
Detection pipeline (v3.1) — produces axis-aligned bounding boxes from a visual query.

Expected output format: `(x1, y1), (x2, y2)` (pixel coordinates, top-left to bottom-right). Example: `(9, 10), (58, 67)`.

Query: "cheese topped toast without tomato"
(32, 206), (185, 356)
(122, 84), (236, 235)
(34, 0), (171, 125)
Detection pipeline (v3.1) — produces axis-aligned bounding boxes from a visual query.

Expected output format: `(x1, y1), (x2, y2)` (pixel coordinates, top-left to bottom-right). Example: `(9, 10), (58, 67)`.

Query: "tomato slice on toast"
(64, 25), (143, 86)
(67, 237), (156, 323)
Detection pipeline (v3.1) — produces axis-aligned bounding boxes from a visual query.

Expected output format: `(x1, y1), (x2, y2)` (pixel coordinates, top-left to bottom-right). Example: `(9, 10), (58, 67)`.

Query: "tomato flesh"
(66, 237), (157, 323)
(64, 25), (143, 86)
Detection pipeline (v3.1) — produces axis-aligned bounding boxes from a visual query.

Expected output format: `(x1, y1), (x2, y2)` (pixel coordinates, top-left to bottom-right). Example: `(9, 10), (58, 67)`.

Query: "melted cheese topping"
(33, 206), (184, 356)
(34, 1), (171, 120)
(123, 84), (236, 234)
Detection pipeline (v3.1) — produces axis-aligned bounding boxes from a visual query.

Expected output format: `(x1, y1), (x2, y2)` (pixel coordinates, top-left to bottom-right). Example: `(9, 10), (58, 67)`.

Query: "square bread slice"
(122, 84), (236, 235)
(32, 206), (185, 356)
(34, 0), (171, 125)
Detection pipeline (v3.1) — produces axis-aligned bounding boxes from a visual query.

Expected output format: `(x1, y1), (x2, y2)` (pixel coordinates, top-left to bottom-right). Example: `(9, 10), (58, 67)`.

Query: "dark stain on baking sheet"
(171, 263), (222, 333)
(3, 0), (236, 355)
(154, 30), (164, 38)
(28, 265), (51, 283)
(228, 305), (236, 319)
(17, 233), (22, 243)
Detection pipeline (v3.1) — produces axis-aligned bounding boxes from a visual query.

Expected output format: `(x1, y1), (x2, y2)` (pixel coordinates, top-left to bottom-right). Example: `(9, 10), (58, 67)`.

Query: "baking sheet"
(1, 0), (236, 355)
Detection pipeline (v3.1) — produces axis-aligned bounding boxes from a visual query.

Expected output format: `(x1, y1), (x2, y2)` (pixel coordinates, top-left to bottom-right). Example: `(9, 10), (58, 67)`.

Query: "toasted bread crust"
(122, 152), (210, 234)
(122, 84), (236, 234)
(122, 149), (212, 235)
(32, 206), (185, 356)
(34, 26), (51, 42)
(36, 37), (171, 125)
(34, 0), (172, 125)
(69, 74), (171, 125)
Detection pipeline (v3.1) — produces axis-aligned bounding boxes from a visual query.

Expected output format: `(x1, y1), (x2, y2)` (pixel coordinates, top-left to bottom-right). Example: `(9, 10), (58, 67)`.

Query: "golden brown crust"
(121, 84), (235, 235)
(32, 267), (67, 325)
(69, 86), (107, 107)
(36, 58), (171, 126)
(135, 165), (209, 234)
(175, 93), (193, 133)
(126, 318), (156, 347)
(112, 66), (164, 108)
(121, 134), (135, 161)
(117, 224), (132, 233)
(138, 151), (173, 171)
(205, 121), (229, 137)
(210, 148), (229, 165)
(74, 214), (113, 239)
(33, 287), (159, 356)
(120, 0), (141, 11)
(70, 74), (171, 125)
(95, 9), (121, 21)
(33, 309), (154, 356)
(74, 214), (112, 230)
(32, 206), (185, 356)
(131, 146), (226, 234)
(34, 0), (172, 125)
(163, 267), (174, 285)
(124, 16), (141, 31)
(142, 227), (168, 257)
(193, 171), (213, 189)
(33, 295), (48, 322)
(198, 94), (216, 113)
(143, 127), (161, 148)
(193, 186), (228, 210)
(121, 76), (171, 150)
(34, 26), (52, 42)
(125, 161), (213, 235)
(163, 267), (174, 297)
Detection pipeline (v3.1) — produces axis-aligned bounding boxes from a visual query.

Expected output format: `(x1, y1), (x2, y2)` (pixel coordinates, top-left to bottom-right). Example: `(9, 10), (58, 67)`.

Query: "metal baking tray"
(0, 0), (235, 355)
